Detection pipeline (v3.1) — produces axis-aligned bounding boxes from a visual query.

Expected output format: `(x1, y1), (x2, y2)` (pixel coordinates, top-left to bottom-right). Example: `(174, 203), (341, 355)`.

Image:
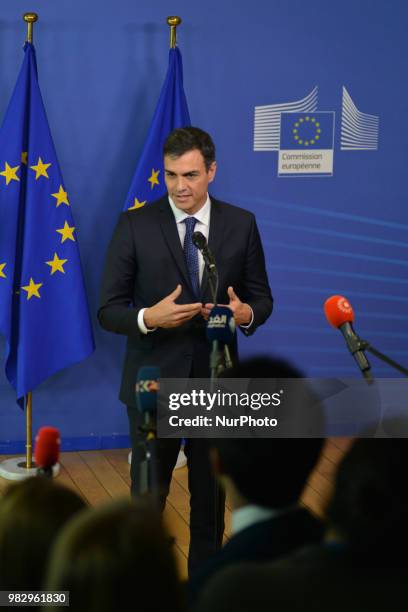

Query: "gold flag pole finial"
(167, 16), (181, 49)
(23, 13), (38, 44)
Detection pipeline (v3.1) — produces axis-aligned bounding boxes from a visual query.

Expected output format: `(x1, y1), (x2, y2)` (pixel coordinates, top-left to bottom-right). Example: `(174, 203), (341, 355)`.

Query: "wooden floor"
(0, 438), (352, 579)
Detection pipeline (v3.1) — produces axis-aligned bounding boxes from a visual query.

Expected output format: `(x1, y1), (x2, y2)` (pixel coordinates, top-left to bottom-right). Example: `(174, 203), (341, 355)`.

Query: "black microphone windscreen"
(192, 231), (207, 249)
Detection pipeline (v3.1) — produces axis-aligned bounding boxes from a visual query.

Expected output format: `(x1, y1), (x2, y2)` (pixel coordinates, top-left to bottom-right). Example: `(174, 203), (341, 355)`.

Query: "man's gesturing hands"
(144, 285), (252, 330)
(143, 285), (202, 329)
(201, 286), (252, 326)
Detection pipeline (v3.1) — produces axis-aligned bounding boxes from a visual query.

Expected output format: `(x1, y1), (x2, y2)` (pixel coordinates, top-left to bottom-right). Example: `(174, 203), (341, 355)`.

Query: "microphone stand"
(136, 415), (159, 506)
(202, 256), (229, 561)
(358, 339), (408, 377)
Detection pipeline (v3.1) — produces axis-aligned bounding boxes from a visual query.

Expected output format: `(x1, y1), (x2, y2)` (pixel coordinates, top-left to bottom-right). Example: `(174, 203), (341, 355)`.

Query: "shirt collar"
(168, 194), (211, 226)
(231, 505), (278, 536)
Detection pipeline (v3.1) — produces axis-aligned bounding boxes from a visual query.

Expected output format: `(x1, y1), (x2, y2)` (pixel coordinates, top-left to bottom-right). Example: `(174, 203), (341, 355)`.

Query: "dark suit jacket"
(98, 195), (273, 407)
(194, 545), (407, 612)
(189, 507), (323, 606)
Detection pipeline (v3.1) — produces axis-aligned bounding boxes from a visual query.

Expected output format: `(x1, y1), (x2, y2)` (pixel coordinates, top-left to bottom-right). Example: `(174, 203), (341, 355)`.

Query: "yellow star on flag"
(21, 152), (28, 165)
(148, 168), (160, 189)
(30, 157), (51, 180)
(0, 162), (20, 185)
(46, 253), (68, 275)
(21, 277), (43, 300)
(128, 197), (147, 210)
(0, 263), (6, 279)
(56, 221), (76, 243)
(51, 185), (69, 208)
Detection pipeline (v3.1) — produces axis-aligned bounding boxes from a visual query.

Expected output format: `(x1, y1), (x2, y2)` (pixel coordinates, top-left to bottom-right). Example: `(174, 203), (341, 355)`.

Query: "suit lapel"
(200, 197), (225, 302)
(158, 198), (192, 292)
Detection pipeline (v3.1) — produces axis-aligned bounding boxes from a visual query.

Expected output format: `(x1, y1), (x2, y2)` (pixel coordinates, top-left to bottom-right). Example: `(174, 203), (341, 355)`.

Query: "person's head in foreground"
(212, 356), (325, 510)
(0, 476), (86, 591)
(45, 497), (185, 612)
(327, 435), (408, 566)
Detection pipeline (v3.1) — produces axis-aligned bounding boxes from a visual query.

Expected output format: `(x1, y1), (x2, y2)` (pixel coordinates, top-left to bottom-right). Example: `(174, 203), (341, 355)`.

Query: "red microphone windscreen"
(34, 426), (61, 469)
(324, 295), (355, 328)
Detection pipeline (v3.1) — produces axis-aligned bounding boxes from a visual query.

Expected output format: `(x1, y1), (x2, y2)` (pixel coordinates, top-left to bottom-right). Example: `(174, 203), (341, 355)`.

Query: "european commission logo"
(253, 86), (379, 178)
(279, 112), (335, 177)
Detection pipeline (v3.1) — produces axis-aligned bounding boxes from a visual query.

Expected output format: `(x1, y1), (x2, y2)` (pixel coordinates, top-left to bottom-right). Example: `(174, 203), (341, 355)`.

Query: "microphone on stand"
(34, 426), (61, 478)
(134, 366), (160, 498)
(192, 231), (217, 274)
(324, 295), (372, 381)
(136, 366), (160, 438)
(206, 306), (236, 377)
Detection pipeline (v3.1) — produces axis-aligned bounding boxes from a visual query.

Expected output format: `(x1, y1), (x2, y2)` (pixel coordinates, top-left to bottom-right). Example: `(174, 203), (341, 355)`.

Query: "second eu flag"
(124, 47), (191, 211)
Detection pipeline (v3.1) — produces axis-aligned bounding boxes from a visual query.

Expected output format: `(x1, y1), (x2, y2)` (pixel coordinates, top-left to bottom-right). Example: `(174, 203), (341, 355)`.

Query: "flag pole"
(167, 16), (181, 49)
(25, 393), (33, 469)
(23, 13), (38, 471)
(169, 15), (188, 471)
(128, 16), (188, 472)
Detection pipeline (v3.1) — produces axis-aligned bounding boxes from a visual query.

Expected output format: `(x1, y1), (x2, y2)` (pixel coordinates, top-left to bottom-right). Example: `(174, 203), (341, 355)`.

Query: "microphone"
(192, 231), (217, 272)
(207, 306), (236, 371)
(34, 426), (61, 477)
(135, 366), (160, 433)
(135, 367), (160, 497)
(324, 295), (372, 380)
(206, 306), (236, 345)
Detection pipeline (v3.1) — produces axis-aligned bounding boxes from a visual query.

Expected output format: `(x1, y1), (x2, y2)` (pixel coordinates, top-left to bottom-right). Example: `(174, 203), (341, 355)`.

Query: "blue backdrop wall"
(1, 0), (407, 451)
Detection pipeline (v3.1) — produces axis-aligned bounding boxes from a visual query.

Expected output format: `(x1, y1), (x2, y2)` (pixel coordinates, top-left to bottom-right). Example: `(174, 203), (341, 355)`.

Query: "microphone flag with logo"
(136, 366), (160, 417)
(123, 46), (191, 211)
(0, 43), (95, 404)
(324, 295), (371, 379)
(206, 306), (236, 345)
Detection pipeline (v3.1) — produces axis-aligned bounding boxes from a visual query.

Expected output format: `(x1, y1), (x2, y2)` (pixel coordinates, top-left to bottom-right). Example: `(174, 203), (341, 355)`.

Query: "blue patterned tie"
(183, 217), (199, 298)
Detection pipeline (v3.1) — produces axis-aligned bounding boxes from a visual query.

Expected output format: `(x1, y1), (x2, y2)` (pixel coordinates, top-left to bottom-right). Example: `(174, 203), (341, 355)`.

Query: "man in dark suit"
(188, 358), (324, 603)
(98, 127), (273, 573)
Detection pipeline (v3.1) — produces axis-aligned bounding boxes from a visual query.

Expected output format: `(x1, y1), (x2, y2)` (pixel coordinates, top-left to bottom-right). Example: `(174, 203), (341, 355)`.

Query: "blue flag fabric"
(124, 47), (191, 211)
(0, 43), (95, 403)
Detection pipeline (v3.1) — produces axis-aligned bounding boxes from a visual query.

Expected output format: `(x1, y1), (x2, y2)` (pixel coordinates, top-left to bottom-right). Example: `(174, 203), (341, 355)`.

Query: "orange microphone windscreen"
(324, 295), (354, 328)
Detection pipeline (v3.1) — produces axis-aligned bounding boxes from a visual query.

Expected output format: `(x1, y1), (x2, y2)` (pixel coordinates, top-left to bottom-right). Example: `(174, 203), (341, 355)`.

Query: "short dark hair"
(212, 438), (324, 508)
(0, 477), (86, 591)
(327, 436), (408, 565)
(163, 127), (216, 170)
(45, 499), (184, 612)
(212, 356), (325, 508)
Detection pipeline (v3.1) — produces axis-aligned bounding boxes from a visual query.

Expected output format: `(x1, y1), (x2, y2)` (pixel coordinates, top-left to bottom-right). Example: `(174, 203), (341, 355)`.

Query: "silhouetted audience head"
(0, 476), (86, 591)
(221, 356), (304, 379)
(45, 498), (184, 612)
(211, 437), (323, 508)
(220, 355), (325, 437)
(212, 356), (325, 508)
(327, 437), (408, 565)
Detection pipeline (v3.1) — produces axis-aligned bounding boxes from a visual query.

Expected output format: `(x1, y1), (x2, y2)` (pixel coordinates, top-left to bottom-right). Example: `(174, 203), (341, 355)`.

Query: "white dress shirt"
(231, 504), (279, 536)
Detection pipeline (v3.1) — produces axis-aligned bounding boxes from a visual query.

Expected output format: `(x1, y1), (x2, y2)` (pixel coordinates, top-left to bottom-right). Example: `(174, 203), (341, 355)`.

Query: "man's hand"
(201, 286), (252, 326)
(144, 285), (202, 329)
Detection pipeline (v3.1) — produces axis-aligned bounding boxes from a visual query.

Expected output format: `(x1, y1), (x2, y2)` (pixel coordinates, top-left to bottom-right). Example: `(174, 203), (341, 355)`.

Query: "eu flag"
(0, 43), (95, 403)
(124, 47), (191, 211)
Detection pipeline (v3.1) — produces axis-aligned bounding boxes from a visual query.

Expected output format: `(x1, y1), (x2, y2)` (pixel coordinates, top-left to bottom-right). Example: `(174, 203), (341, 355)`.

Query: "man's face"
(164, 149), (216, 215)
